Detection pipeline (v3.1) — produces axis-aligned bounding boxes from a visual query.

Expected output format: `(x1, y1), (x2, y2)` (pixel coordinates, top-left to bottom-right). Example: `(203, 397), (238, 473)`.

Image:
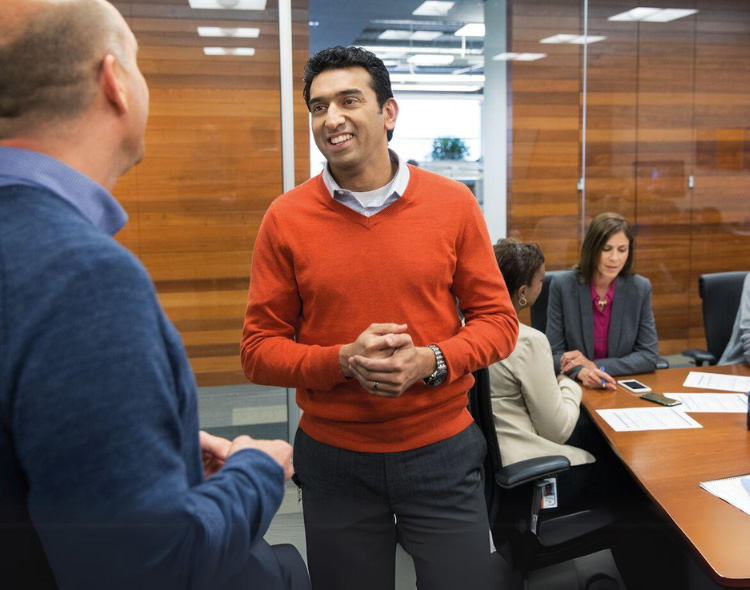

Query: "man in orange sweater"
(242, 46), (518, 589)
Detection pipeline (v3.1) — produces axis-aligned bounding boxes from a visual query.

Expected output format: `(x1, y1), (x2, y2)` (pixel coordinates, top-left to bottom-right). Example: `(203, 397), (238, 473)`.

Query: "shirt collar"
(0, 147), (127, 236)
(590, 280), (616, 302)
(321, 149), (410, 199)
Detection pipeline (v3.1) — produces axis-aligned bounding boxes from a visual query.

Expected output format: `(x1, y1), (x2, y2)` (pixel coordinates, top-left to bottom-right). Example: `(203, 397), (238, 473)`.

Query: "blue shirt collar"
(0, 146), (127, 236)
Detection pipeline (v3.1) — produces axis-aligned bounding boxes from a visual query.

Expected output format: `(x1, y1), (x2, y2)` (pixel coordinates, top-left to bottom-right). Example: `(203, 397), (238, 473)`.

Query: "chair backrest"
(467, 367), (503, 510)
(699, 271), (749, 360)
(529, 270), (566, 334)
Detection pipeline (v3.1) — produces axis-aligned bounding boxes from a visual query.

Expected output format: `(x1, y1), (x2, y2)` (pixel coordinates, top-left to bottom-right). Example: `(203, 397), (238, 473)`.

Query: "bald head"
(0, 0), (132, 138)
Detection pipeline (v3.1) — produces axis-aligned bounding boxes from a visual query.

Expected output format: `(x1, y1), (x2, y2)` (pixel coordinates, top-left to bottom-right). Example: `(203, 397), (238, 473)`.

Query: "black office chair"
(682, 271), (749, 366)
(532, 270), (669, 370)
(468, 368), (624, 588)
(530, 270), (565, 335)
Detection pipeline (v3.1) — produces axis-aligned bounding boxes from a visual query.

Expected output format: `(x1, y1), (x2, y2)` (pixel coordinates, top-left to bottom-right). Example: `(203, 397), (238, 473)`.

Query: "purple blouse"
(591, 281), (616, 360)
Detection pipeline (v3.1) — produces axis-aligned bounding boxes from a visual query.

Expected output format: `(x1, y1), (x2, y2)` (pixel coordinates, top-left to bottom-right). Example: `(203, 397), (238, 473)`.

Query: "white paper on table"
(596, 407), (703, 432)
(682, 371), (750, 393)
(700, 475), (750, 517)
(664, 393), (748, 413)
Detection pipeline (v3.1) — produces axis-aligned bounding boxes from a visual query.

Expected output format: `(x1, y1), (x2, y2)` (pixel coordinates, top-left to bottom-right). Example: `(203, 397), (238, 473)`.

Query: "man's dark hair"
(575, 212), (635, 283)
(493, 238), (545, 298)
(303, 46), (395, 142)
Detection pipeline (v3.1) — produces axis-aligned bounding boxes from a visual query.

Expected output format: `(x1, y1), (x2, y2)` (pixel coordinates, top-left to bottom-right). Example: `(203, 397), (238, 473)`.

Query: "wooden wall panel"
(507, 1), (582, 270)
(112, 1), (310, 386)
(688, 0), (750, 350)
(507, 0), (750, 357)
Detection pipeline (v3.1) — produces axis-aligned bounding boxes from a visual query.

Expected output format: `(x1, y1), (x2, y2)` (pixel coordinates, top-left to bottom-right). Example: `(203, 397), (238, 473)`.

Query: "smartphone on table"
(640, 392), (682, 407)
(617, 379), (652, 394)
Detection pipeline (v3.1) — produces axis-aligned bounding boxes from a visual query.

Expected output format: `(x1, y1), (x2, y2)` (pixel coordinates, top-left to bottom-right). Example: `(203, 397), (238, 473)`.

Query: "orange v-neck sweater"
(242, 166), (518, 452)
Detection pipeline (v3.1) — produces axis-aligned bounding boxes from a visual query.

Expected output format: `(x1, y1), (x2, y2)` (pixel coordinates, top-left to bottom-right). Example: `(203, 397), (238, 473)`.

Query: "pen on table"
(599, 366), (607, 388)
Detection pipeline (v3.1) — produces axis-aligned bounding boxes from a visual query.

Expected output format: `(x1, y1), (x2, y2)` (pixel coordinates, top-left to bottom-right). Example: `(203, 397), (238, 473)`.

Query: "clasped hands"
(339, 323), (437, 398)
(559, 349), (616, 390)
(199, 430), (294, 481)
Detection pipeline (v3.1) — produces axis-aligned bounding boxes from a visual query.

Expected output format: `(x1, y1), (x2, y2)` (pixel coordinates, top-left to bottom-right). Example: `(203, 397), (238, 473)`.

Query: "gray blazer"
(718, 273), (750, 365)
(546, 270), (658, 377)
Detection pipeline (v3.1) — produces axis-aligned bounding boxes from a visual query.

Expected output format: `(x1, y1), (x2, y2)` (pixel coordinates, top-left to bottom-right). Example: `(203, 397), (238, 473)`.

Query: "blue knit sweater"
(0, 185), (284, 589)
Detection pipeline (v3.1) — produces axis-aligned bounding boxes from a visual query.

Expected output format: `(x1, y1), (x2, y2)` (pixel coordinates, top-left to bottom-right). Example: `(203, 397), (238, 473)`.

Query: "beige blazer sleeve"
(512, 328), (582, 444)
(490, 323), (594, 467)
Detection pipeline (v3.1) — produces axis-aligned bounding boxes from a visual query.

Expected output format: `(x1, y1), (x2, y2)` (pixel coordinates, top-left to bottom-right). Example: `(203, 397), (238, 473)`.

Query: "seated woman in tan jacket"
(490, 239), (595, 468)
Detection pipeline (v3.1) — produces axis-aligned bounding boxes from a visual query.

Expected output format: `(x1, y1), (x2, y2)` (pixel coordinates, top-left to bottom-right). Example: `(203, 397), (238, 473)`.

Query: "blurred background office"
(105, 0), (749, 580)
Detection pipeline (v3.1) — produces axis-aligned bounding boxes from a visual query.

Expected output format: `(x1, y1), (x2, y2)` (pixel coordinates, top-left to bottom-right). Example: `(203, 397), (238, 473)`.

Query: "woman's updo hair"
(493, 238), (545, 297)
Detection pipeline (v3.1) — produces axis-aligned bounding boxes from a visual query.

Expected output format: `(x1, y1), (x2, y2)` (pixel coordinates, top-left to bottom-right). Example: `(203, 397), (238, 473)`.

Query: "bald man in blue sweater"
(0, 1), (307, 588)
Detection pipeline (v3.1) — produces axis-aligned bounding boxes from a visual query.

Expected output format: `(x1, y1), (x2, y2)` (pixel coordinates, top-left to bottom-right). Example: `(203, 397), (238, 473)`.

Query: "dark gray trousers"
(293, 423), (493, 590)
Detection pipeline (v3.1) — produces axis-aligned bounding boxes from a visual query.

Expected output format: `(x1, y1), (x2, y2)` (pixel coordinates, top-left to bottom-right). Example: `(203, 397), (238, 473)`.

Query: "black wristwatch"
(423, 344), (447, 387)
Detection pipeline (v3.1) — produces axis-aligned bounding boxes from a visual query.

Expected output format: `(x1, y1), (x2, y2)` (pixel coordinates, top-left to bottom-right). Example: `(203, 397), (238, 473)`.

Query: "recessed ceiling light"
(362, 45), (483, 56)
(378, 30), (443, 42)
(608, 7), (697, 22)
(540, 34), (606, 44)
(412, 1), (455, 17)
(410, 31), (443, 41)
(198, 26), (260, 38)
(491, 52), (518, 61)
(454, 23), (485, 37)
(188, 0), (267, 10)
(514, 53), (547, 61)
(407, 54), (455, 66)
(492, 52), (546, 62)
(203, 47), (256, 56)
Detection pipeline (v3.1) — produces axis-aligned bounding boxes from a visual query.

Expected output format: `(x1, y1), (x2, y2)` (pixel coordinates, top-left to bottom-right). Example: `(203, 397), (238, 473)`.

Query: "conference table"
(581, 364), (750, 588)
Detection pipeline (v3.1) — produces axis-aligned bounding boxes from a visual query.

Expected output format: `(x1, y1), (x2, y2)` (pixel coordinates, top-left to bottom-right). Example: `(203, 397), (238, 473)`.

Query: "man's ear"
(383, 97), (398, 132)
(100, 54), (128, 115)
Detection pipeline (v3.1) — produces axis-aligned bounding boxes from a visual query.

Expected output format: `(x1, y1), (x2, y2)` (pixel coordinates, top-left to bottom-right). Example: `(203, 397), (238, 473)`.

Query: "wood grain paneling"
(507, 0), (750, 356)
(112, 1), (310, 386)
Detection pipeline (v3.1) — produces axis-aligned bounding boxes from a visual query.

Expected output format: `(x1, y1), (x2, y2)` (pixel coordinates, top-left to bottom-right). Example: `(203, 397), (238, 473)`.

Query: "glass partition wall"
(496, 0), (750, 354)
(112, 0), (310, 442)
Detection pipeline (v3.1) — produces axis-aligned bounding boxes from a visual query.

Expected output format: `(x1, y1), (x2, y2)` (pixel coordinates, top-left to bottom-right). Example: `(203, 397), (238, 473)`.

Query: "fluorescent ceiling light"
(390, 73), (485, 83)
(642, 8), (698, 22)
(540, 34), (606, 44)
(410, 31), (443, 41)
(189, 0), (266, 9)
(454, 23), (485, 37)
(382, 60), (400, 67)
(608, 7), (697, 22)
(197, 26), (260, 38)
(412, 1), (455, 17)
(392, 83), (482, 93)
(362, 45), (483, 56)
(492, 52), (546, 61)
(378, 30), (442, 42)
(203, 47), (256, 56)
(514, 53), (547, 61)
(407, 54), (455, 65)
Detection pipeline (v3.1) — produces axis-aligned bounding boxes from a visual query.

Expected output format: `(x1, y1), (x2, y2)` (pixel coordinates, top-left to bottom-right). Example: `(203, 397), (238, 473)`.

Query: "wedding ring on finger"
(373, 381), (379, 391)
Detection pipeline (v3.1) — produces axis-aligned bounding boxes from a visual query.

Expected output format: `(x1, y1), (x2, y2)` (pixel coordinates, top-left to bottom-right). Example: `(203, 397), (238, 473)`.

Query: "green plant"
(431, 137), (469, 161)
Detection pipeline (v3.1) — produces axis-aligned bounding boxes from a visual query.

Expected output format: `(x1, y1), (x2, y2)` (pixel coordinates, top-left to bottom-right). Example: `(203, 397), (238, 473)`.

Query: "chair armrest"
(682, 349), (716, 367)
(656, 356), (670, 370)
(495, 456), (571, 489)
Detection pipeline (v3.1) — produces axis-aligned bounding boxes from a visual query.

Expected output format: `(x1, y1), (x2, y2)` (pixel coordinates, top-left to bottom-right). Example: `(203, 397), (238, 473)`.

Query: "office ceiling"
(309, 0), (488, 88)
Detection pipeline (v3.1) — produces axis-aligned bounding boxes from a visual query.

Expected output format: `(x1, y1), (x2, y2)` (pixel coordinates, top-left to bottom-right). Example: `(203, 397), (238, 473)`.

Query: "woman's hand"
(560, 350), (597, 374)
(577, 367), (616, 390)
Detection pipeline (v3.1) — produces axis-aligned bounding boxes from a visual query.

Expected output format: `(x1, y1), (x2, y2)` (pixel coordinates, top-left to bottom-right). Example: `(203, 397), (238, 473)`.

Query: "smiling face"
(308, 66), (397, 188)
(596, 231), (630, 281)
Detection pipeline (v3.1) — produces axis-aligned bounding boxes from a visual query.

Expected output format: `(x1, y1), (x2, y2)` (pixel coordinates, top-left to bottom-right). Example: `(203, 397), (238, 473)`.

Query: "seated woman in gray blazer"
(546, 213), (659, 390)
(490, 239), (594, 468)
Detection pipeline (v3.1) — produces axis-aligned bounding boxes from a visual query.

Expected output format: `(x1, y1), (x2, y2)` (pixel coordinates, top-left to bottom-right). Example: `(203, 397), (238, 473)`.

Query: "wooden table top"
(581, 364), (750, 587)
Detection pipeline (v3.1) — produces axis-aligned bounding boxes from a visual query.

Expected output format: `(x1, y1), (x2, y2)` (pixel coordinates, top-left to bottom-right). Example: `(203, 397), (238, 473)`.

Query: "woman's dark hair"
(493, 238), (545, 297)
(302, 46), (395, 141)
(575, 212), (635, 282)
